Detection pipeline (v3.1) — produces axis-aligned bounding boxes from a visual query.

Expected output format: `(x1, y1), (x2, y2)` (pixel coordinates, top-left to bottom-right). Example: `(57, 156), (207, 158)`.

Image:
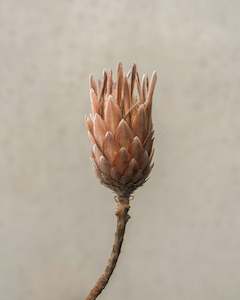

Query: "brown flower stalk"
(85, 63), (157, 300)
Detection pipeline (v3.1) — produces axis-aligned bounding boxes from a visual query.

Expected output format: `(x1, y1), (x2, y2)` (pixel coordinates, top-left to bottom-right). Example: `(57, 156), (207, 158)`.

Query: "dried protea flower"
(85, 63), (156, 198)
(84, 63), (157, 300)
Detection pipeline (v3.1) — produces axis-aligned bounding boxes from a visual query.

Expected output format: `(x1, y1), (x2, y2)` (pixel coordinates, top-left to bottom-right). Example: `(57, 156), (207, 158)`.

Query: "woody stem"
(84, 196), (130, 300)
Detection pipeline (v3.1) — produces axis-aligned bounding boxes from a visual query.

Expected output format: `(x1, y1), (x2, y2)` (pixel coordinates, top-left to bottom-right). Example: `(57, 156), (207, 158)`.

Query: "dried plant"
(84, 63), (157, 300)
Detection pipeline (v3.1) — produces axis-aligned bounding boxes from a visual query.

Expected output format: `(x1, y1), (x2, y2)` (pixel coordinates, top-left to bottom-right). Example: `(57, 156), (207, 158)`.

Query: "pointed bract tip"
(108, 94), (114, 102)
(102, 69), (107, 77)
(89, 74), (94, 84)
(131, 63), (137, 73)
(152, 71), (157, 80)
(89, 87), (95, 96)
(105, 131), (112, 138)
(117, 62), (123, 68)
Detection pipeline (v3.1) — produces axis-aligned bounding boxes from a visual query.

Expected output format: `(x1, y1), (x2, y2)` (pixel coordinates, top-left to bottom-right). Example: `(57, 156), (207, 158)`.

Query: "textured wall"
(1, 0), (240, 299)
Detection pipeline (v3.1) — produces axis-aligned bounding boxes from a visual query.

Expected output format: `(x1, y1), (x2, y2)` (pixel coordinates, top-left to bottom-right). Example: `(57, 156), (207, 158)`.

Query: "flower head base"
(85, 63), (157, 198)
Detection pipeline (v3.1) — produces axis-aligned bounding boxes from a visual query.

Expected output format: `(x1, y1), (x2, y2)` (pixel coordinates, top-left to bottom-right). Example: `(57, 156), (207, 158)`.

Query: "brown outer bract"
(85, 63), (157, 198)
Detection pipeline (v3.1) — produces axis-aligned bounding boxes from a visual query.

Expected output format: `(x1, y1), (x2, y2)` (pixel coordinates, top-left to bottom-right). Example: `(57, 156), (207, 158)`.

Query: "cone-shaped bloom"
(85, 63), (157, 197)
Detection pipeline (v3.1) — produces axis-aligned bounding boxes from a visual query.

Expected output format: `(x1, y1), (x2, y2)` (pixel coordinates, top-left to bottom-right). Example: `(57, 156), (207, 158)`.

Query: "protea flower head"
(85, 63), (157, 198)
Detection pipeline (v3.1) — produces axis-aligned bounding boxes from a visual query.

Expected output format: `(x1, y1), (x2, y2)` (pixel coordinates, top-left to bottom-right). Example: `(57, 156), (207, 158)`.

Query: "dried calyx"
(85, 63), (157, 198)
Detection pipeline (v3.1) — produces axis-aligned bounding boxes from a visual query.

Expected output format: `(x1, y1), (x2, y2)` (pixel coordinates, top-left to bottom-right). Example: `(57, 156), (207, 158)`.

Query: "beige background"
(1, 0), (240, 299)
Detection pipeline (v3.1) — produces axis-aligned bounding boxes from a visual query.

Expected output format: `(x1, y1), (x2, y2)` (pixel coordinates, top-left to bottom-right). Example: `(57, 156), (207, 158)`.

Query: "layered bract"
(85, 63), (156, 197)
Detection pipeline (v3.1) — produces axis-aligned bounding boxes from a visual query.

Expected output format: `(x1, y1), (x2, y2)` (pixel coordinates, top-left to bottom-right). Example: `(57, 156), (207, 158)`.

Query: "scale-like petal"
(90, 88), (99, 114)
(89, 74), (98, 94)
(104, 96), (121, 133)
(85, 116), (93, 132)
(114, 147), (129, 174)
(145, 71), (157, 112)
(92, 144), (103, 168)
(103, 131), (119, 163)
(132, 104), (148, 142)
(131, 136), (144, 162)
(99, 156), (110, 175)
(93, 113), (107, 148)
(116, 62), (124, 105)
(115, 119), (133, 148)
